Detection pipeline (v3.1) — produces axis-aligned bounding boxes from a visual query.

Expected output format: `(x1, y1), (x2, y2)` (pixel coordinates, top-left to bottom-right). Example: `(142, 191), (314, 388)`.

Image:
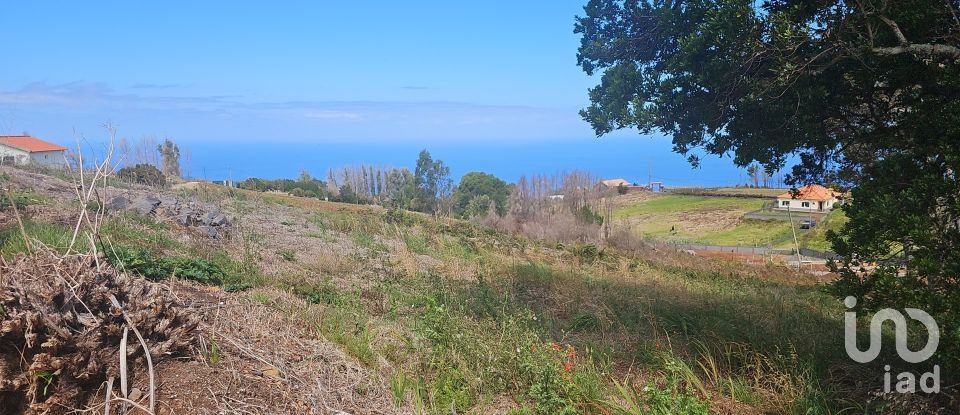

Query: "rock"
(105, 196), (131, 212)
(201, 211), (216, 226)
(203, 226), (218, 238)
(106, 193), (228, 238)
(158, 196), (177, 207)
(176, 212), (193, 226)
(209, 214), (229, 227)
(130, 198), (160, 216)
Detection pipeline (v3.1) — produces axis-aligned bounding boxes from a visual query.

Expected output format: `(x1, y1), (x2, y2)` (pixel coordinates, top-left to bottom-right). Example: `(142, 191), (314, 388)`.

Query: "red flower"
(565, 360), (574, 372)
(551, 343), (562, 352)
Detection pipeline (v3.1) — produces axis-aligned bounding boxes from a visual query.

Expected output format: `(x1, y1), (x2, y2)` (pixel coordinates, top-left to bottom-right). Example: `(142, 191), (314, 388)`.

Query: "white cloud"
(303, 110), (362, 120)
(0, 81), (600, 142)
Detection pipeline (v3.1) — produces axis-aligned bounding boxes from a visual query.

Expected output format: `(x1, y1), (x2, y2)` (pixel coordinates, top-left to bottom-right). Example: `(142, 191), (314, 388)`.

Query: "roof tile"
(0, 136), (67, 153)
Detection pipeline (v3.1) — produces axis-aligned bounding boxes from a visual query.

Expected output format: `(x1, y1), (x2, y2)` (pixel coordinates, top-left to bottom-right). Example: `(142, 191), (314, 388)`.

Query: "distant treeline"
(233, 149), (618, 234)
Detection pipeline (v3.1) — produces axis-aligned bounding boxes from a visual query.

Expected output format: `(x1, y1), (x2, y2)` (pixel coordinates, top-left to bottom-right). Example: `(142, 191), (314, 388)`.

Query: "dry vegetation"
(0, 164), (945, 414)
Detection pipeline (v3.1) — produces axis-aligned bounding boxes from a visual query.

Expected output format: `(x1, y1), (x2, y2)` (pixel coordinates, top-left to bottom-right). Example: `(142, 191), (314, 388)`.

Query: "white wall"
(0, 144), (30, 165)
(0, 145), (67, 168)
(775, 198), (837, 212)
(29, 150), (67, 168)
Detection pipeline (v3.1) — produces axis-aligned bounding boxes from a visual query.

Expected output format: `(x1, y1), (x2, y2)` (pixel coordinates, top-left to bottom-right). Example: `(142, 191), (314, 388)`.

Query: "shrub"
(0, 191), (44, 211)
(117, 163), (166, 187)
(574, 206), (603, 225)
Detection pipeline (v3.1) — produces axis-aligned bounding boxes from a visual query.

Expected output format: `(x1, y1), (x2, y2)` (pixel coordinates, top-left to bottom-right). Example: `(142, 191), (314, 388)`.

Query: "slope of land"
(0, 167), (907, 414)
(614, 193), (843, 250)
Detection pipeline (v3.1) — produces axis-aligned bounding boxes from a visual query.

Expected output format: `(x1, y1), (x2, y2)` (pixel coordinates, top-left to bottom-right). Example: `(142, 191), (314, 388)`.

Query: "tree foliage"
(157, 138), (181, 178)
(117, 163), (166, 187)
(414, 149), (452, 214)
(453, 172), (511, 218)
(238, 176), (329, 199)
(576, 0), (960, 362)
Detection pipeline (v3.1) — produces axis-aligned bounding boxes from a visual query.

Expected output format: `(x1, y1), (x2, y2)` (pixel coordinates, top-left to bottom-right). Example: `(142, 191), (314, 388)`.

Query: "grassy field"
(697, 219), (795, 246)
(614, 195), (766, 218)
(615, 194), (843, 250)
(2, 171), (893, 414)
(667, 187), (788, 198)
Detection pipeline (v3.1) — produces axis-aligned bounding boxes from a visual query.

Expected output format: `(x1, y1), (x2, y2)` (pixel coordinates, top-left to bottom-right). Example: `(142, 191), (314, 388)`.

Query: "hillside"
(0, 167), (896, 414)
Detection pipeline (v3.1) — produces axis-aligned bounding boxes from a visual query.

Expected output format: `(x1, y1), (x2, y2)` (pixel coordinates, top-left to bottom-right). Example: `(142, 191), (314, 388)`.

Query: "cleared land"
(615, 194), (842, 249)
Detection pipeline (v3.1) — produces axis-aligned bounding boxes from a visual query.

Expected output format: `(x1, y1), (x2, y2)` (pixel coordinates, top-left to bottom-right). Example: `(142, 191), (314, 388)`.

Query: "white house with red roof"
(0, 135), (68, 168)
(774, 184), (842, 212)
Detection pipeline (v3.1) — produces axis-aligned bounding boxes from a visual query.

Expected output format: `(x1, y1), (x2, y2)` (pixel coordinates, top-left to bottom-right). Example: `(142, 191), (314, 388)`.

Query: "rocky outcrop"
(106, 194), (231, 238)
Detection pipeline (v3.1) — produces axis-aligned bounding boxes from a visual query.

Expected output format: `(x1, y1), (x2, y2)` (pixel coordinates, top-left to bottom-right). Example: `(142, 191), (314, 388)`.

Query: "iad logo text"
(844, 296), (940, 393)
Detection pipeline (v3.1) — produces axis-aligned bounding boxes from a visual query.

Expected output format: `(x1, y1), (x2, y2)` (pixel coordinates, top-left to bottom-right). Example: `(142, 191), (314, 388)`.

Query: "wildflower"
(566, 346), (576, 360)
(565, 360), (574, 372)
(551, 343), (562, 352)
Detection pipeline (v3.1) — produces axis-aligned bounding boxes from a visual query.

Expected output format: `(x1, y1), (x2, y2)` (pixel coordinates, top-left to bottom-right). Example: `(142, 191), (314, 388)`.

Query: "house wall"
(774, 197), (837, 212)
(29, 150), (67, 168)
(0, 144), (31, 165)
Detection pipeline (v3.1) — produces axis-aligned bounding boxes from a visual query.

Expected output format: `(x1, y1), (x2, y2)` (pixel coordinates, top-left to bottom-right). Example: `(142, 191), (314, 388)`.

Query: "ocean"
(175, 136), (785, 188)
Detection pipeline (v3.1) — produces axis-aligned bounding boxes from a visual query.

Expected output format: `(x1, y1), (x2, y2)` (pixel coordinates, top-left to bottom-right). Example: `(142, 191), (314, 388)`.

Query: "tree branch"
(877, 15), (909, 45)
(872, 43), (960, 59)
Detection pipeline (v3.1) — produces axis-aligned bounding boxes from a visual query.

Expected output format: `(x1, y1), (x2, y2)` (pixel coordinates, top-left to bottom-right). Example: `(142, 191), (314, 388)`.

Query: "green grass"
(277, 247), (847, 414)
(668, 187), (788, 198)
(0, 220), (87, 258)
(616, 195), (845, 251)
(0, 190), (51, 210)
(696, 219), (794, 246)
(797, 210), (848, 251)
(614, 195), (764, 219)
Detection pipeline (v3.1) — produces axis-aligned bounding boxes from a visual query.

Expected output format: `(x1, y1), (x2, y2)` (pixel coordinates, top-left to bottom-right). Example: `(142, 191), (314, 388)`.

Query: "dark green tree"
(453, 171), (511, 218)
(576, 0), (960, 362)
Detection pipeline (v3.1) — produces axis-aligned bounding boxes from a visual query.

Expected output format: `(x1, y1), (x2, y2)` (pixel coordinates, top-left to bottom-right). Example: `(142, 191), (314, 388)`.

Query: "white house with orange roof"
(774, 184), (842, 213)
(0, 135), (68, 168)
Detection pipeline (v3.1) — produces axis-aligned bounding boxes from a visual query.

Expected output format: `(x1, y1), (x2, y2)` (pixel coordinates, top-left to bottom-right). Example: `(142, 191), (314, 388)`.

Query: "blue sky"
(0, 1), (758, 184)
(0, 1), (611, 140)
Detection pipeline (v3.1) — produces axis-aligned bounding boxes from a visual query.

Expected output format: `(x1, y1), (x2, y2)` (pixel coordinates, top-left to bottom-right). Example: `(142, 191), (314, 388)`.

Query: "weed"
(390, 371), (408, 407)
(207, 339), (222, 367)
(296, 280), (347, 306)
(104, 245), (228, 285)
(248, 292), (272, 304)
(36, 371), (55, 397)
(0, 191), (47, 211)
(277, 249), (296, 261)
(352, 231), (374, 248)
(403, 234), (430, 255)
